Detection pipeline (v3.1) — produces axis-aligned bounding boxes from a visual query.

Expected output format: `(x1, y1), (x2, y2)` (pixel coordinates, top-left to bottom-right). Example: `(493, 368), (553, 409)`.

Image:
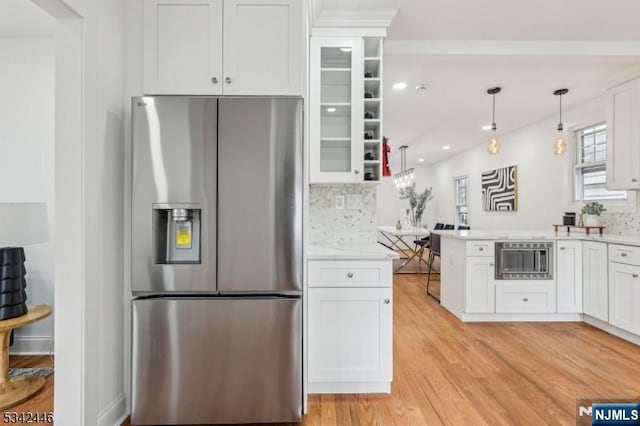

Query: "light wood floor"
(9, 273), (640, 425)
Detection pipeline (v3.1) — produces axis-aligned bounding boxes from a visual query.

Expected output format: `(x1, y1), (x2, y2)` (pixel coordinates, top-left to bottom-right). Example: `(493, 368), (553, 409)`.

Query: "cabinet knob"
(384, 299), (390, 304)
(478, 247), (484, 251)
(632, 178), (638, 182)
(211, 77), (218, 84)
(347, 272), (354, 278)
(354, 170), (360, 175)
(225, 77), (232, 84)
(560, 247), (565, 251)
(523, 297), (529, 302)
(489, 263), (494, 267)
(633, 273), (639, 278)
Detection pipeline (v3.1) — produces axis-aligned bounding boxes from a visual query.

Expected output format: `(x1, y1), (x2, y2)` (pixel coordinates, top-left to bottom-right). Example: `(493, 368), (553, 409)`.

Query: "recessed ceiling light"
(326, 107), (336, 113)
(418, 158), (425, 163)
(393, 82), (408, 91)
(340, 47), (352, 52)
(482, 124), (493, 131)
(442, 145), (451, 151)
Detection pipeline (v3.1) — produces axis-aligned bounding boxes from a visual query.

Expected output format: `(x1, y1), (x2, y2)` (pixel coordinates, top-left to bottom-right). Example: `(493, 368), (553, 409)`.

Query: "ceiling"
(320, 0), (640, 41)
(0, 0), (54, 39)
(383, 56), (638, 165)
(317, 0), (640, 166)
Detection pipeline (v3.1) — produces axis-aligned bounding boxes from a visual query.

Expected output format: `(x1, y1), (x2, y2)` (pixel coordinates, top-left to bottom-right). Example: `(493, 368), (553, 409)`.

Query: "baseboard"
(9, 336), (54, 355)
(98, 393), (127, 426)
(583, 315), (640, 346)
(307, 381), (391, 394)
(461, 313), (584, 322)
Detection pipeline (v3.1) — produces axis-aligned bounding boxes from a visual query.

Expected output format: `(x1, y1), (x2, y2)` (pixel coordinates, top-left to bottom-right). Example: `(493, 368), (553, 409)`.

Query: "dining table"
(377, 225), (431, 273)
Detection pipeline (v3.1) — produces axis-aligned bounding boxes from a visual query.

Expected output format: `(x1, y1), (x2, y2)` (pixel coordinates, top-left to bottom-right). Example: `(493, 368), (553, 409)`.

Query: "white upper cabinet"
(556, 241), (582, 313)
(223, 0), (302, 95)
(582, 241), (608, 321)
(606, 77), (640, 190)
(143, 0), (303, 96)
(144, 0), (223, 95)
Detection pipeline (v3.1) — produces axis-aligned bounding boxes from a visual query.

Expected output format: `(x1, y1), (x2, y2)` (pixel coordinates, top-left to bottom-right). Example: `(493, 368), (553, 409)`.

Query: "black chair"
(443, 224), (455, 230)
(458, 225), (470, 230)
(426, 232), (441, 301)
(413, 223), (444, 262)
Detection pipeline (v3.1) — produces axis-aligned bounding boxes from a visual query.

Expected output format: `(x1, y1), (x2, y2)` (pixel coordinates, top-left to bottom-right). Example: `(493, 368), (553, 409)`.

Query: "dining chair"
(426, 232), (441, 301)
(413, 223), (444, 261)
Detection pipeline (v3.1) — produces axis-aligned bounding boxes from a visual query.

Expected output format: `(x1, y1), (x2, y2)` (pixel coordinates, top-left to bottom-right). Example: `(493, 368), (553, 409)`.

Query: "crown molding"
(313, 8), (398, 30)
(385, 40), (640, 56)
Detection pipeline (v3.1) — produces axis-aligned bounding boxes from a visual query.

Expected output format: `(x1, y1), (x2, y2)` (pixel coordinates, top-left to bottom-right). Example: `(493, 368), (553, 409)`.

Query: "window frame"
(454, 175), (469, 227)
(573, 122), (626, 202)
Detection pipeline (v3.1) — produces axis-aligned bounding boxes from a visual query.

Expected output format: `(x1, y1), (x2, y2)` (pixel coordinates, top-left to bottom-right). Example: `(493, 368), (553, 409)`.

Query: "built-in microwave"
(495, 242), (553, 280)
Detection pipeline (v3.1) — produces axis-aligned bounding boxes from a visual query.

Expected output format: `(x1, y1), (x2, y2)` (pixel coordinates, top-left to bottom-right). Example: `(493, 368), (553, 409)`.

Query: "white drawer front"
(495, 284), (555, 313)
(609, 244), (640, 266)
(308, 260), (392, 288)
(465, 241), (495, 257)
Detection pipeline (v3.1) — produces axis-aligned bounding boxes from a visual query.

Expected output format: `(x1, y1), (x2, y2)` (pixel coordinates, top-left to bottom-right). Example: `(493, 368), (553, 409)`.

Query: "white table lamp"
(0, 203), (50, 320)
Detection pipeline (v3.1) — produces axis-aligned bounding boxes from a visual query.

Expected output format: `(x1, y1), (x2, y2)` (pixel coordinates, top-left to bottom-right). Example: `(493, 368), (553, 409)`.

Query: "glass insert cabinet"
(310, 37), (383, 183)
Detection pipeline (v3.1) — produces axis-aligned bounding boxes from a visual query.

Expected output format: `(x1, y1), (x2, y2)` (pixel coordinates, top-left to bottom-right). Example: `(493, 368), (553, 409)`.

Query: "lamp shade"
(0, 203), (50, 247)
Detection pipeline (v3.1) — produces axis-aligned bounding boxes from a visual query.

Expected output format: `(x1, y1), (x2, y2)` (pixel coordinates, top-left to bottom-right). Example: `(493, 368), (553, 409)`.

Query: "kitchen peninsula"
(436, 230), (640, 346)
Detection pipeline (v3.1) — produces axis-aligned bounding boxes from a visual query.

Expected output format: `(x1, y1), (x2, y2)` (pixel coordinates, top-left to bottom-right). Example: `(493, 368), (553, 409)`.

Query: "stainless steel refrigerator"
(130, 96), (303, 425)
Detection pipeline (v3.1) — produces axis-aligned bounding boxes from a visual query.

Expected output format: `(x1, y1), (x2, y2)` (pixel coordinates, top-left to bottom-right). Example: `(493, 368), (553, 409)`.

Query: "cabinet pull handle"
(225, 77), (232, 84)
(347, 272), (354, 278)
(633, 273), (639, 278)
(384, 299), (390, 304)
(211, 77), (218, 84)
(621, 252), (628, 257)
(523, 297), (529, 302)
(632, 178), (638, 182)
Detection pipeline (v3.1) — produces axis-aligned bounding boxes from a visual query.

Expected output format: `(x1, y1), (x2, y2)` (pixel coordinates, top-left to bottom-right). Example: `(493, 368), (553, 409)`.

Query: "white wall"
(49, 0), (127, 424)
(430, 96), (608, 230)
(0, 39), (54, 354)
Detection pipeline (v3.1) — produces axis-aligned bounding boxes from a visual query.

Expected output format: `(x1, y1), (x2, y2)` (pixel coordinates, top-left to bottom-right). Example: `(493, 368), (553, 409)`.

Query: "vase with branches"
(398, 183), (434, 226)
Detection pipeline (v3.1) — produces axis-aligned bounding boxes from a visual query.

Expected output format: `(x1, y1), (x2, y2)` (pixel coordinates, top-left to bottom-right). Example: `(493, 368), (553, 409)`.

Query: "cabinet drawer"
(495, 284), (555, 313)
(308, 260), (392, 288)
(465, 241), (494, 257)
(609, 244), (640, 266)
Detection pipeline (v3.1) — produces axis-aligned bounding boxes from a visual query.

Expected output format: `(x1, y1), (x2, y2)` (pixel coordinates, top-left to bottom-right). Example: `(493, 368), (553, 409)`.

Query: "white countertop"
(433, 229), (640, 246)
(307, 243), (400, 260)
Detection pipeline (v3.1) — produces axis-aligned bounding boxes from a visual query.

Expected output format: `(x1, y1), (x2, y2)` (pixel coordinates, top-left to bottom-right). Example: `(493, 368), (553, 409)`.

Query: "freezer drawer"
(131, 297), (302, 425)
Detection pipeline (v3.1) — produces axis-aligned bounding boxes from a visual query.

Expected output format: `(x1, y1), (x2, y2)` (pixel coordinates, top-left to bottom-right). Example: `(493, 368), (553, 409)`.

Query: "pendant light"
(553, 88), (569, 156)
(394, 145), (415, 189)
(486, 87), (502, 155)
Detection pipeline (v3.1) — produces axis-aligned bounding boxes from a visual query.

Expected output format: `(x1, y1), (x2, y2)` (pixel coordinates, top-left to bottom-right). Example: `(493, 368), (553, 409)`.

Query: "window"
(574, 123), (626, 201)
(455, 176), (469, 226)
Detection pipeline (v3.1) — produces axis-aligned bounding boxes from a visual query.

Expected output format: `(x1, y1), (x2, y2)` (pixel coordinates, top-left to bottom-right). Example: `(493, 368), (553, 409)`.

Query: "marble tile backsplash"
(309, 185), (377, 245)
(601, 213), (640, 236)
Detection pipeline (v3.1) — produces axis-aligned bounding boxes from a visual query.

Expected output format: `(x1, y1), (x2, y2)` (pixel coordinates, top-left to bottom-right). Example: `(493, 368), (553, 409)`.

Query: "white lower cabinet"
(495, 283), (555, 313)
(465, 256), (495, 313)
(308, 287), (392, 384)
(583, 241), (608, 321)
(609, 262), (640, 335)
(556, 241), (582, 313)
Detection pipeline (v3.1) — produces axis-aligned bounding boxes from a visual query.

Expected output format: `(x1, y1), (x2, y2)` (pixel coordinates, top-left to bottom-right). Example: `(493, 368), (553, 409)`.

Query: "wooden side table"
(0, 304), (52, 410)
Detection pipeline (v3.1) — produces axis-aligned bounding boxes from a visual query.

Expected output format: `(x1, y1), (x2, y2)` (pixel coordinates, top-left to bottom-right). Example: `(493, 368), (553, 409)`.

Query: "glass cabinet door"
(310, 38), (363, 183)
